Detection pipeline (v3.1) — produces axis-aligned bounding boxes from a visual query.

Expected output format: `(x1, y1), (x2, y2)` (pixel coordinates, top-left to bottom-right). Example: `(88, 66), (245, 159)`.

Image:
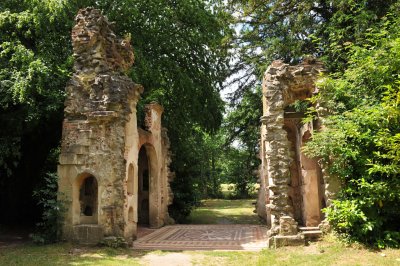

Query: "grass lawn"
(188, 198), (261, 224)
(192, 236), (400, 266)
(0, 243), (144, 265)
(1, 198), (399, 265)
(1, 237), (400, 265)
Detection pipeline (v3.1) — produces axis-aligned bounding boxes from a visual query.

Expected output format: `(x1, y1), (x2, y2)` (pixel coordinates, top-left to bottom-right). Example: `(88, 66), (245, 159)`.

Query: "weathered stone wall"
(58, 8), (173, 245)
(161, 127), (175, 225)
(256, 123), (269, 223)
(259, 58), (335, 247)
(136, 103), (174, 229)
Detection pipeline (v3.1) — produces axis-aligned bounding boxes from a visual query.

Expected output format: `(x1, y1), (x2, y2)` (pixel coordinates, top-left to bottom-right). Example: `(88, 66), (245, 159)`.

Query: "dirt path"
(141, 253), (194, 266)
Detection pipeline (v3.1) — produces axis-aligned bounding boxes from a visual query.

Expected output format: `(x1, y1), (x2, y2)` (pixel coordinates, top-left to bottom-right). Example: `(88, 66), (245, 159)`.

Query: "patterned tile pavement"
(132, 224), (268, 251)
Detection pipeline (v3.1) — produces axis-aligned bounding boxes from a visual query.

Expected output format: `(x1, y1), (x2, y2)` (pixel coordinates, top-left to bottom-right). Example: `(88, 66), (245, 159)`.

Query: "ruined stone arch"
(58, 8), (174, 245)
(73, 172), (99, 225)
(137, 143), (159, 228)
(257, 58), (340, 247)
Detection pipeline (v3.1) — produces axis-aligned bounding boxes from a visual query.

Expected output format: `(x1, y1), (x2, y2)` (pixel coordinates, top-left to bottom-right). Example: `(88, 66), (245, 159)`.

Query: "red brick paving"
(133, 224), (268, 251)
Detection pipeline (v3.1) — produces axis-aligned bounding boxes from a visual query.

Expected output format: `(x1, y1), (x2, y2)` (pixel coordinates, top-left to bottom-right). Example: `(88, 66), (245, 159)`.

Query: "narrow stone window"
(79, 175), (98, 217)
(127, 164), (134, 195)
(128, 207), (134, 222)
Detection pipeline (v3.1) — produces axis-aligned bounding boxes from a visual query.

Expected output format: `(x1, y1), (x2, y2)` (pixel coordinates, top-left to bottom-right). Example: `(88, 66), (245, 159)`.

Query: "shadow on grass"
(0, 242), (186, 266)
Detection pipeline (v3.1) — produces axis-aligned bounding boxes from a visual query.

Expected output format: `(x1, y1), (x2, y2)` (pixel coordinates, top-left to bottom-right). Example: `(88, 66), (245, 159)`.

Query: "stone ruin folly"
(58, 8), (174, 245)
(257, 59), (341, 247)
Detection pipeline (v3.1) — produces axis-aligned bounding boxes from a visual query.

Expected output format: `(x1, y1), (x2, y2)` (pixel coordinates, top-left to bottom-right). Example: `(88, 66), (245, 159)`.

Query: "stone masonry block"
(73, 224), (104, 245)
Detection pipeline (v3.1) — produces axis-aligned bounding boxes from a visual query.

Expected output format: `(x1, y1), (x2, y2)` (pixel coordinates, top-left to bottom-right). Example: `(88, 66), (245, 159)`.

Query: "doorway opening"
(77, 174), (98, 224)
(283, 107), (324, 227)
(138, 146), (150, 226)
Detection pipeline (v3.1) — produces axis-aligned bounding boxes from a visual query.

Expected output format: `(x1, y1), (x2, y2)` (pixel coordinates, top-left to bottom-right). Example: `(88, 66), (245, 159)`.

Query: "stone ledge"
(269, 234), (305, 248)
(73, 224), (104, 245)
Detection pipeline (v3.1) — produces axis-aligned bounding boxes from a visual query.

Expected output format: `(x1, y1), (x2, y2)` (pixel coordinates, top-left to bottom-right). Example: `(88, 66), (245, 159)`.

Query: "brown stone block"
(73, 224), (104, 245)
(67, 144), (89, 155)
(271, 235), (305, 248)
(59, 153), (85, 165)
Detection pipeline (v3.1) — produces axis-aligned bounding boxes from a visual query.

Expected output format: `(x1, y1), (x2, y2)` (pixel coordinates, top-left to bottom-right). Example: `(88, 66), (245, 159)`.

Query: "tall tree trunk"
(211, 150), (217, 196)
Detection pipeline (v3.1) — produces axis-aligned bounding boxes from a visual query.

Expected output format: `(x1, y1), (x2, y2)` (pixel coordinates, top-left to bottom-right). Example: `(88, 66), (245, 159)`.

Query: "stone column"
(58, 7), (141, 245)
(262, 61), (296, 238)
(260, 58), (325, 247)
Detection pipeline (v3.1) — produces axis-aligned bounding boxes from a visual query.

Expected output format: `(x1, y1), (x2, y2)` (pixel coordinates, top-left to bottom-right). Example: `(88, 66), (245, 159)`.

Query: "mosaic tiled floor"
(132, 224), (268, 251)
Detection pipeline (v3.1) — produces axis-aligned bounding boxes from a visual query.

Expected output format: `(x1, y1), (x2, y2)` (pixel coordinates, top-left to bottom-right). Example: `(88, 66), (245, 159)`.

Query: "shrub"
(31, 172), (66, 244)
(305, 10), (400, 248)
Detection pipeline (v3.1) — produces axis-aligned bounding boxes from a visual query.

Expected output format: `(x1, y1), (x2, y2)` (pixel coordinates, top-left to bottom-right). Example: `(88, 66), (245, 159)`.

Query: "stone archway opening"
(138, 146), (150, 226)
(137, 144), (158, 228)
(258, 58), (339, 247)
(74, 173), (98, 225)
(299, 130), (324, 227)
(283, 109), (324, 227)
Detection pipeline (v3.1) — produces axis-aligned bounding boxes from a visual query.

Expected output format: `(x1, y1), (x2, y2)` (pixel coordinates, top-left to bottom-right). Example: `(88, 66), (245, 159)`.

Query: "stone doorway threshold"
(132, 224), (268, 251)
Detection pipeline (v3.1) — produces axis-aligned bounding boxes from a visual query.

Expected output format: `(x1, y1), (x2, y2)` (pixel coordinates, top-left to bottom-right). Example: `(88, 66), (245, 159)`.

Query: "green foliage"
(221, 87), (262, 198)
(0, 1), (71, 180)
(31, 172), (66, 245)
(224, 0), (398, 98)
(219, 148), (257, 199)
(290, 100), (310, 113)
(100, 237), (128, 248)
(198, 131), (226, 198)
(169, 128), (226, 221)
(305, 9), (400, 248)
(0, 0), (229, 224)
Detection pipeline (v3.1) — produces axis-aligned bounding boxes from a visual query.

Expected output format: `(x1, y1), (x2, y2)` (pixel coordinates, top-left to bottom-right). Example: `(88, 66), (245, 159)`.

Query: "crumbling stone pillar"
(58, 7), (141, 244)
(58, 8), (174, 245)
(260, 59), (327, 247)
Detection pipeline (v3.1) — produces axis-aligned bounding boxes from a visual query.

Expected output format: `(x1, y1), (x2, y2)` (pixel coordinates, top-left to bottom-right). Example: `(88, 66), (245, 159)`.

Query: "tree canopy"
(304, 11), (400, 247)
(225, 0), (399, 99)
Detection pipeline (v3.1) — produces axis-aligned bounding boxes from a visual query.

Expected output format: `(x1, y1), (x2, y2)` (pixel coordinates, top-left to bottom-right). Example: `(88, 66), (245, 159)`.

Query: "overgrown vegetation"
(304, 10), (400, 248)
(31, 172), (66, 244)
(225, 0), (400, 248)
(221, 87), (262, 199)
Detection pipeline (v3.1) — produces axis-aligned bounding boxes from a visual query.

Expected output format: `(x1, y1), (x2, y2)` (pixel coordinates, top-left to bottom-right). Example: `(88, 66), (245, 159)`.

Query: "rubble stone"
(257, 58), (339, 247)
(58, 8), (174, 245)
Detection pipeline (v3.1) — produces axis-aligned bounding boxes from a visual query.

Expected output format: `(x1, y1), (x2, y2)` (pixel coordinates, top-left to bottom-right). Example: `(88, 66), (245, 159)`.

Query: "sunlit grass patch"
(190, 236), (400, 266)
(0, 243), (144, 266)
(1, 235), (400, 265)
(188, 199), (261, 224)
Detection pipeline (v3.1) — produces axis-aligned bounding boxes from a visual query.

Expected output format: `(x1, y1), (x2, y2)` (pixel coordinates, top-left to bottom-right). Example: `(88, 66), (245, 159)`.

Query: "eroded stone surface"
(58, 8), (173, 245)
(279, 216), (298, 236)
(258, 58), (339, 247)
